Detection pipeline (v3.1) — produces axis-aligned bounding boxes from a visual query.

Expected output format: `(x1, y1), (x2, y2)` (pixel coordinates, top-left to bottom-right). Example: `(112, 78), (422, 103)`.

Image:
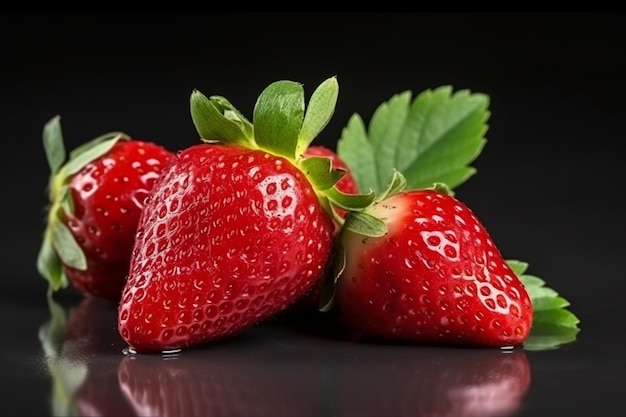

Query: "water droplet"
(122, 346), (137, 355)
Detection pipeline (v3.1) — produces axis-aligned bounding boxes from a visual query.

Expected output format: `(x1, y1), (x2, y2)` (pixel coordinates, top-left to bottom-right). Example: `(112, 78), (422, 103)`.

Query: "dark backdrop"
(2, 12), (624, 340)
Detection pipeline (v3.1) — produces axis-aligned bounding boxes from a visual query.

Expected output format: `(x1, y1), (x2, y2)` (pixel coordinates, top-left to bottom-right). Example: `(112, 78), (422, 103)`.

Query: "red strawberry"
(118, 77), (373, 352)
(37, 116), (175, 301)
(329, 178), (533, 348)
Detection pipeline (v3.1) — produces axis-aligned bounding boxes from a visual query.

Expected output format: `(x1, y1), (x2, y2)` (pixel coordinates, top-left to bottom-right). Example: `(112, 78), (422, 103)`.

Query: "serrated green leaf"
(531, 296), (570, 312)
(50, 220), (87, 271)
(43, 116), (66, 176)
(190, 90), (254, 147)
(525, 283), (559, 300)
(533, 308), (580, 328)
(519, 274), (546, 288)
(523, 322), (580, 351)
(343, 211), (387, 237)
(297, 76), (339, 156)
(336, 115), (377, 193)
(338, 86), (489, 194)
(253, 80), (304, 159)
(299, 156), (345, 191)
(506, 259), (530, 276)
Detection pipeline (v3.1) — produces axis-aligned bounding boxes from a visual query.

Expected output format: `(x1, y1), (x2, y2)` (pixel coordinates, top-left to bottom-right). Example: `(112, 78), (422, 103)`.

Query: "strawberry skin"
(118, 143), (335, 352)
(63, 140), (174, 300)
(38, 116), (175, 301)
(336, 188), (533, 348)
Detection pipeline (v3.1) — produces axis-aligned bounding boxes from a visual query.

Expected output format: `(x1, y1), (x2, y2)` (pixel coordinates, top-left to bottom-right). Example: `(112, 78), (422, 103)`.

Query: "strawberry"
(118, 77), (374, 352)
(327, 175), (533, 348)
(37, 116), (175, 301)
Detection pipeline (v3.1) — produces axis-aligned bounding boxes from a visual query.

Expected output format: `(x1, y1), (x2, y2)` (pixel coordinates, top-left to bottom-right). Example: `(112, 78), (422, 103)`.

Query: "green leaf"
(523, 322), (580, 351)
(299, 156), (345, 191)
(343, 211), (387, 237)
(505, 259), (580, 350)
(50, 220), (87, 271)
(61, 135), (123, 178)
(297, 76), (339, 156)
(506, 259), (530, 277)
(37, 238), (68, 292)
(253, 80), (304, 159)
(338, 86), (489, 194)
(42, 116), (67, 176)
(324, 186), (376, 211)
(69, 131), (126, 160)
(190, 90), (254, 147)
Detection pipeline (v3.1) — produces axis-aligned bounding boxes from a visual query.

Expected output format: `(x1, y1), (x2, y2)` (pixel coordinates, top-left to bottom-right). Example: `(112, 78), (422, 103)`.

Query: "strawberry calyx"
(189, 76), (376, 225)
(37, 116), (129, 294)
(319, 171), (455, 312)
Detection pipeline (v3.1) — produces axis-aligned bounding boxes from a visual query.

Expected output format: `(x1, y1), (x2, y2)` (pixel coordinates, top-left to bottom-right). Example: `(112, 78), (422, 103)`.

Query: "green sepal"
(190, 90), (255, 147)
(299, 156), (346, 191)
(43, 116), (67, 178)
(324, 186), (376, 211)
(253, 80), (304, 159)
(319, 238), (346, 313)
(297, 76), (339, 157)
(37, 238), (68, 292)
(50, 219), (87, 271)
(61, 134), (126, 178)
(375, 169), (407, 202)
(342, 211), (388, 237)
(69, 131), (126, 160)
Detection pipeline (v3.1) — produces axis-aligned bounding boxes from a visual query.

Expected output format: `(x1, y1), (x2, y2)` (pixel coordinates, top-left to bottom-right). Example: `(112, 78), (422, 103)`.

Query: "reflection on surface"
(39, 296), (133, 416)
(39, 298), (532, 417)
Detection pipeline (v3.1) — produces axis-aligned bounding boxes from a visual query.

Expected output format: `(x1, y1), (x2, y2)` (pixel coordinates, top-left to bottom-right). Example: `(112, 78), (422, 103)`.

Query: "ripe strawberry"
(329, 177), (533, 348)
(118, 77), (373, 352)
(37, 116), (175, 301)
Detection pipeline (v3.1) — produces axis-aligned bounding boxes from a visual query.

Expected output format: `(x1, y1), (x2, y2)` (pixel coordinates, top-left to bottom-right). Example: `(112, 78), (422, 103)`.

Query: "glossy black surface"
(2, 12), (625, 417)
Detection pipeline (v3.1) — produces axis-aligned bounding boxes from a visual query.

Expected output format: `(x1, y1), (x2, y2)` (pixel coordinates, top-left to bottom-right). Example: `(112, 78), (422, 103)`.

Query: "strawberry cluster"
(38, 77), (533, 353)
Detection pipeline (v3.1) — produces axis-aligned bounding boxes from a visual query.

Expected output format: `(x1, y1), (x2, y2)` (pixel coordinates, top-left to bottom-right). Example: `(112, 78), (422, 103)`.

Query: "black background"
(1, 12), (625, 416)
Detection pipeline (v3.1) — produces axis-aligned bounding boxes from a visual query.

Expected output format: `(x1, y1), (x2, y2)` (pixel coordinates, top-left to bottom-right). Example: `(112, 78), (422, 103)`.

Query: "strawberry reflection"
(327, 343), (531, 417)
(117, 323), (530, 417)
(39, 295), (133, 416)
(117, 337), (323, 417)
(40, 297), (531, 417)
